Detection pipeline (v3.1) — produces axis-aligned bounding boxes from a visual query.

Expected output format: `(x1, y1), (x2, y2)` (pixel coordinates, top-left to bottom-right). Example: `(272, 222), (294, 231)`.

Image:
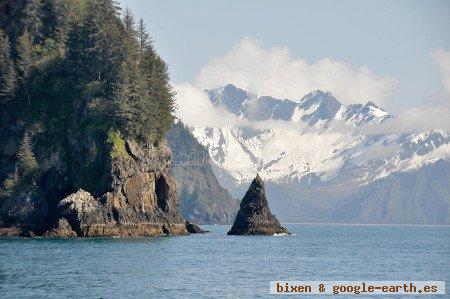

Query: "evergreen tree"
(0, 29), (16, 101)
(40, 0), (86, 44)
(113, 59), (141, 139)
(0, 0), (27, 58)
(137, 20), (175, 142)
(143, 51), (175, 141)
(41, 0), (68, 40)
(67, 0), (122, 82)
(16, 29), (34, 106)
(112, 9), (151, 141)
(123, 8), (137, 38)
(1, 0), (177, 197)
(66, 0), (125, 134)
(138, 18), (150, 62)
(22, 0), (43, 43)
(17, 132), (39, 183)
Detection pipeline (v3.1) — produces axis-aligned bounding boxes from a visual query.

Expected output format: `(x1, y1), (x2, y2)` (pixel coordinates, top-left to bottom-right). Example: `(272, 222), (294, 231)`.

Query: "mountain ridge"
(190, 84), (450, 224)
(207, 84), (392, 127)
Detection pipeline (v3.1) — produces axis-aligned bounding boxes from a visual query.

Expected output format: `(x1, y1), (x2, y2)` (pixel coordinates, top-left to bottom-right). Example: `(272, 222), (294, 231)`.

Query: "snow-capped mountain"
(190, 84), (450, 224)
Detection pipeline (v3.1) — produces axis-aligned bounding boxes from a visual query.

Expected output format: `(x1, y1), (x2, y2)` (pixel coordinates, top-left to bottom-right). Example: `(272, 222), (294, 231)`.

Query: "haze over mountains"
(190, 84), (450, 224)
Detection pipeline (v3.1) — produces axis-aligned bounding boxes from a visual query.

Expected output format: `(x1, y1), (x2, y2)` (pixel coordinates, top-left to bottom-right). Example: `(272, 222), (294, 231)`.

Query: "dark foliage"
(0, 0), (175, 196)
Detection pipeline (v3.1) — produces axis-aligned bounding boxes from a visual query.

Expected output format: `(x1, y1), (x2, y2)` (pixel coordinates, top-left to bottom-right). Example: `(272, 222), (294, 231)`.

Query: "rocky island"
(228, 175), (290, 235)
(0, 0), (204, 237)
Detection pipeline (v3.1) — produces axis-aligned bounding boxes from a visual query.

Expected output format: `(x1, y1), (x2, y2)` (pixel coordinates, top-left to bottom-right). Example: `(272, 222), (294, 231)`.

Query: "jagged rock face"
(0, 133), (194, 237)
(228, 175), (289, 235)
(0, 187), (49, 235)
(43, 218), (77, 238)
(50, 140), (189, 237)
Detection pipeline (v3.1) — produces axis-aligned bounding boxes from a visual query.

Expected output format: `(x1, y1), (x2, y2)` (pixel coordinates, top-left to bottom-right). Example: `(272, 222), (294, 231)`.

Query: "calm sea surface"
(0, 224), (449, 298)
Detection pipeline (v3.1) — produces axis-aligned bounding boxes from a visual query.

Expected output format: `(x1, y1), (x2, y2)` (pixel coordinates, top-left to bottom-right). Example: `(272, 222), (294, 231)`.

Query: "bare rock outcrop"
(228, 174), (290, 235)
(48, 140), (191, 237)
(43, 218), (77, 238)
(0, 137), (205, 237)
(0, 187), (48, 235)
(185, 220), (208, 234)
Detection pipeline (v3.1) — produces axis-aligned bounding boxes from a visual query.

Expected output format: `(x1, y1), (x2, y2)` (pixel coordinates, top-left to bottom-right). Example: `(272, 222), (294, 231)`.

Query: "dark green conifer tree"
(1, 0), (177, 196)
(137, 19), (175, 142)
(41, 0), (69, 40)
(22, 0), (44, 43)
(17, 132), (39, 184)
(0, 29), (16, 101)
(138, 18), (150, 62)
(16, 30), (35, 106)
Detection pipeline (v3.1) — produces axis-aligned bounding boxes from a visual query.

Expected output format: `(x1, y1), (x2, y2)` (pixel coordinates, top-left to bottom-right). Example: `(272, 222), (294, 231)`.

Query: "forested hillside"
(0, 0), (180, 235)
(1, 0), (173, 192)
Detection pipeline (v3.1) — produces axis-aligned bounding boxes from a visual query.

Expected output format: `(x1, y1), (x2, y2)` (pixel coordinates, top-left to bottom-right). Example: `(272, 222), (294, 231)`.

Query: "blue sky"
(118, 0), (450, 112)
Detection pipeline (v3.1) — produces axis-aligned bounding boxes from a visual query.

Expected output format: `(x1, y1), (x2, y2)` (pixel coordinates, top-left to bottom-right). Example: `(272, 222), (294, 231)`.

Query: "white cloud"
(361, 48), (450, 135)
(175, 43), (450, 136)
(433, 48), (450, 98)
(174, 83), (312, 131)
(354, 142), (399, 163)
(363, 106), (450, 134)
(251, 118), (309, 132)
(196, 37), (398, 105)
(174, 83), (246, 127)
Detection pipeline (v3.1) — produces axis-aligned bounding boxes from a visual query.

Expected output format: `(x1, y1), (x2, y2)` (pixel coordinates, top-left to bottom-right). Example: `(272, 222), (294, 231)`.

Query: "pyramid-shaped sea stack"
(227, 175), (290, 235)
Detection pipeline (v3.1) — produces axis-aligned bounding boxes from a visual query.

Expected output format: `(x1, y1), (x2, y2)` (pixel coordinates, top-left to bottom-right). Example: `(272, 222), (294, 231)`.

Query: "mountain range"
(190, 84), (450, 224)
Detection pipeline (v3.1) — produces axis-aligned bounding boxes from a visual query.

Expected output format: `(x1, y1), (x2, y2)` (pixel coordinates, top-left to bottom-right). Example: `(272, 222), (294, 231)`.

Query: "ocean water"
(0, 224), (449, 298)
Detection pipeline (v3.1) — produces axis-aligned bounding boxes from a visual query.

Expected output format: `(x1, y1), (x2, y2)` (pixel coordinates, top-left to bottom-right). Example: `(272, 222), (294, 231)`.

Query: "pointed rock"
(185, 220), (208, 234)
(227, 175), (290, 235)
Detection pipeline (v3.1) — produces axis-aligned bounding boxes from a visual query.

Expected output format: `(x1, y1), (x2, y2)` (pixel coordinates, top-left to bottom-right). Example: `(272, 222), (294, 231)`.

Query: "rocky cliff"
(0, 135), (192, 237)
(52, 139), (189, 237)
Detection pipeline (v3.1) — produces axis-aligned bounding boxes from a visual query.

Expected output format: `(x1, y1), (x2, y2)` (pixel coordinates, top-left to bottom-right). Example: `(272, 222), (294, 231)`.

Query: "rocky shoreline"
(0, 140), (205, 238)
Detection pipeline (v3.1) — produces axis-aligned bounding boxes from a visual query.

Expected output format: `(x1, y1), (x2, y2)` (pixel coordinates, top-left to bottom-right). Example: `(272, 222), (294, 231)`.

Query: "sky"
(118, 0), (450, 113)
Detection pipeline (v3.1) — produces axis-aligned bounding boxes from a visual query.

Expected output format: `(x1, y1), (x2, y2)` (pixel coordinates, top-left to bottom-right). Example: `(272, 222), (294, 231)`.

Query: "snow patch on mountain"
(190, 84), (450, 190)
